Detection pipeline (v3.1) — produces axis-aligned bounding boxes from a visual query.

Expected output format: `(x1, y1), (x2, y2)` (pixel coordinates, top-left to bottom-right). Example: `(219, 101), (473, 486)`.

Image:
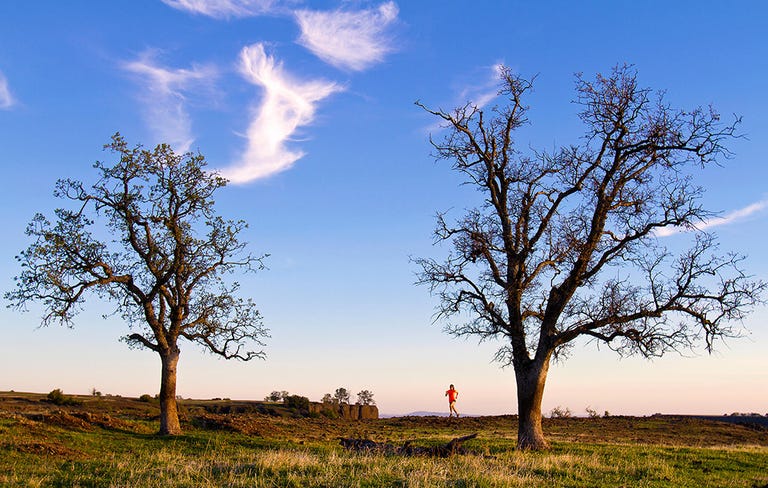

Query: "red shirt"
(446, 388), (458, 402)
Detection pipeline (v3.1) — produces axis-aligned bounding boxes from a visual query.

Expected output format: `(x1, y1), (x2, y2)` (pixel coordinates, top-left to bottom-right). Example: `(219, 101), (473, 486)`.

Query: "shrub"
(320, 408), (339, 419)
(585, 406), (600, 418)
(47, 389), (81, 406)
(139, 394), (154, 403)
(283, 395), (310, 414)
(47, 388), (65, 404)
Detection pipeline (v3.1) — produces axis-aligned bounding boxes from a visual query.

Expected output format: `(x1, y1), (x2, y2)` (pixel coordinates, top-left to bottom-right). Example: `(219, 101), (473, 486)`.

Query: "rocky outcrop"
(309, 402), (378, 419)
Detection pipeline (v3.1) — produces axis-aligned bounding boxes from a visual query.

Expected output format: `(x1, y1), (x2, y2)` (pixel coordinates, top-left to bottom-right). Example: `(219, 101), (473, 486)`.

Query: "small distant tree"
(321, 393), (334, 404)
(356, 390), (376, 406)
(585, 406), (600, 419)
(549, 406), (571, 418)
(416, 65), (765, 450)
(6, 134), (269, 435)
(333, 387), (350, 405)
(264, 390), (289, 402)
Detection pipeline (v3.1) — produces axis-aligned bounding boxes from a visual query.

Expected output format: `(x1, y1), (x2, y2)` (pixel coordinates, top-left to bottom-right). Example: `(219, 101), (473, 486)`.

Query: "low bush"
(283, 395), (310, 415)
(46, 389), (81, 406)
(320, 408), (339, 419)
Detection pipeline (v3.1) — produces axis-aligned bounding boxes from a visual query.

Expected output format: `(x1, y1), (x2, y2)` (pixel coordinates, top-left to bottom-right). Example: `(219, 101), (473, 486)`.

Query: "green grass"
(3, 419), (766, 487)
(1, 393), (767, 487)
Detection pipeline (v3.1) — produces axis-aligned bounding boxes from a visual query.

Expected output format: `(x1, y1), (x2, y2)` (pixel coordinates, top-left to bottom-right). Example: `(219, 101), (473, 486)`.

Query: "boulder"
(359, 405), (378, 419)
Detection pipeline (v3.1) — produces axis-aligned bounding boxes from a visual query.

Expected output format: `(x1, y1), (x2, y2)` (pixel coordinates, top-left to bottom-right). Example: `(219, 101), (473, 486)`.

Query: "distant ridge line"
(380, 411), (484, 418)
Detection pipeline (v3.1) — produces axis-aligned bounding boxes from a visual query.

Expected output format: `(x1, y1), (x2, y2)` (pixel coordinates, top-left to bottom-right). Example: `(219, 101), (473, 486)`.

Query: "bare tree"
(415, 65), (765, 450)
(6, 134), (269, 435)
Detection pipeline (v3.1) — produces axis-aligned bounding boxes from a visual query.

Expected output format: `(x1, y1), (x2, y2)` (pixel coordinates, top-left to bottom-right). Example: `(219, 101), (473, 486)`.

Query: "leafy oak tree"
(415, 65), (765, 450)
(6, 134), (268, 435)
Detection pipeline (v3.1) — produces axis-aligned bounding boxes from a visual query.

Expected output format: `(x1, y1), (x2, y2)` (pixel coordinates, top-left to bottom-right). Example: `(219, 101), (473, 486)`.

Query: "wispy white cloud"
(423, 63), (504, 134)
(218, 43), (341, 183)
(123, 51), (217, 153)
(458, 63), (505, 110)
(0, 71), (15, 110)
(655, 198), (768, 237)
(161, 0), (291, 18)
(295, 1), (399, 71)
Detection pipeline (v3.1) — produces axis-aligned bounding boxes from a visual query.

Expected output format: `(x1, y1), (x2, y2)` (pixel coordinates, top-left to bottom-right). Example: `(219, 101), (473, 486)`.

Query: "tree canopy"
(6, 134), (269, 434)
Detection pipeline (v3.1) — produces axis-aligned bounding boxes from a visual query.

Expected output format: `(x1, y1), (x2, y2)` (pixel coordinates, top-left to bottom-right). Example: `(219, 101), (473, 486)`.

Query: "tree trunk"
(514, 355), (551, 450)
(158, 347), (182, 435)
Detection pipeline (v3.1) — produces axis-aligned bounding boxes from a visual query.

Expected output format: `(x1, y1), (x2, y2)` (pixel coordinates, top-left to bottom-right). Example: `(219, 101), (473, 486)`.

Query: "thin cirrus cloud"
(295, 1), (399, 71)
(160, 0), (291, 18)
(423, 63), (505, 135)
(655, 198), (768, 237)
(0, 71), (15, 109)
(217, 43), (342, 183)
(458, 63), (506, 110)
(122, 52), (217, 154)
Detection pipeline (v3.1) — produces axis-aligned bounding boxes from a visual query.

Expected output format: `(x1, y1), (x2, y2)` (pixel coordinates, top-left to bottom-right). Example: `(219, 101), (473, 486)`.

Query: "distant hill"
(686, 415), (768, 429)
(381, 411), (482, 418)
(380, 411), (444, 418)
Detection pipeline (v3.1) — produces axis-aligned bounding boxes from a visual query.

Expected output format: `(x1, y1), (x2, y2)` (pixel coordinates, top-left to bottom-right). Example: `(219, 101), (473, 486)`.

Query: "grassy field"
(1, 392), (766, 487)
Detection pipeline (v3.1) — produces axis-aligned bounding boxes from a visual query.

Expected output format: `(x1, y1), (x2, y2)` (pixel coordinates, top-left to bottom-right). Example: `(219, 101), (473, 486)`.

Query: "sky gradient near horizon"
(1, 1), (766, 416)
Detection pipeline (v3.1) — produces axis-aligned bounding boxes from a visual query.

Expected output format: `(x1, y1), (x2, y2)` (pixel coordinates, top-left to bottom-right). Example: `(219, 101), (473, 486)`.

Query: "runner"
(445, 384), (459, 418)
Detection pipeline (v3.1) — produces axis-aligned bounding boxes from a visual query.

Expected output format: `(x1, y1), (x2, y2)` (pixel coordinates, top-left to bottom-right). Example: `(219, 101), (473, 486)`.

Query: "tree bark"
(515, 355), (551, 450)
(159, 347), (182, 435)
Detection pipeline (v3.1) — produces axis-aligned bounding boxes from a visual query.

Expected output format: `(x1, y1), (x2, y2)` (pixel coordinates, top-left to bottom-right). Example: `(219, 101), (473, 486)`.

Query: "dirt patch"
(11, 409), (147, 434)
(6, 440), (84, 458)
(20, 410), (139, 432)
(194, 413), (263, 436)
(26, 411), (95, 431)
(69, 411), (143, 432)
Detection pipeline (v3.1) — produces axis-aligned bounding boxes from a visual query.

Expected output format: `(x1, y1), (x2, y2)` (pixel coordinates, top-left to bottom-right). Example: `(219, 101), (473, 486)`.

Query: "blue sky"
(1, 1), (766, 416)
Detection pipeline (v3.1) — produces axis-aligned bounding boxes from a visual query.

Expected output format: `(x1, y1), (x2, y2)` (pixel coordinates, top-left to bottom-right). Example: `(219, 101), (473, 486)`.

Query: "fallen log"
(340, 433), (478, 457)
